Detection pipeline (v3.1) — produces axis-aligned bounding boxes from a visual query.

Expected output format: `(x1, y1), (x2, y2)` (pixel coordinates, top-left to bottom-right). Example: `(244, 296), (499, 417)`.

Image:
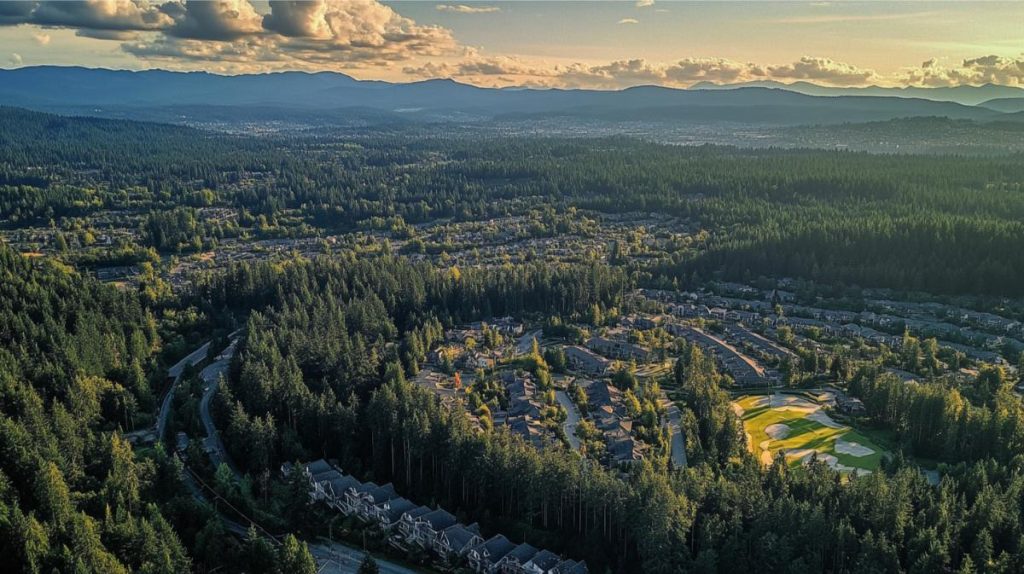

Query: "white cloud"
(32, 32), (51, 45)
(766, 56), (879, 86)
(636, 0), (655, 7)
(618, 18), (639, 25)
(8, 52), (22, 66)
(903, 55), (1024, 87)
(405, 55), (885, 90)
(436, 4), (500, 14)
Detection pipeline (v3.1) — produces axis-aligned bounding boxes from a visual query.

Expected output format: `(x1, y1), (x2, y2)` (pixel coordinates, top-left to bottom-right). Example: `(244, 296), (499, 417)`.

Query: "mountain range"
(2, 66), (1023, 128)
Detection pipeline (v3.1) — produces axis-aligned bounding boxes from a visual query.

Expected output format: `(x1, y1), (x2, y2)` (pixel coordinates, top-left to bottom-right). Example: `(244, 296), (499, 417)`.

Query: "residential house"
(377, 497), (418, 531)
(564, 346), (612, 376)
(585, 336), (651, 363)
(396, 506), (433, 541)
(436, 523), (484, 563)
(523, 550), (562, 574)
(468, 534), (518, 573)
(409, 508), (458, 549)
(497, 542), (540, 574)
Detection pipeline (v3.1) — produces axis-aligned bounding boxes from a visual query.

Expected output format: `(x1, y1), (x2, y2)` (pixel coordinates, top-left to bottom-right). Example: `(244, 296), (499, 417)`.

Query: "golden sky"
(1, 1), (1022, 88)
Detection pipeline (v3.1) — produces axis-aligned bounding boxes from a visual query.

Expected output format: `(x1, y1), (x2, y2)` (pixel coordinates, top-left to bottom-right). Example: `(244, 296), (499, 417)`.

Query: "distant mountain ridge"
(689, 80), (1024, 106)
(0, 66), (1018, 127)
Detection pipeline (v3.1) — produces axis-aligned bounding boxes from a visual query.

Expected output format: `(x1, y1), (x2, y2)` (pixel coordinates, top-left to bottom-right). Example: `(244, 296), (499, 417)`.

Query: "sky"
(1, 0), (1023, 89)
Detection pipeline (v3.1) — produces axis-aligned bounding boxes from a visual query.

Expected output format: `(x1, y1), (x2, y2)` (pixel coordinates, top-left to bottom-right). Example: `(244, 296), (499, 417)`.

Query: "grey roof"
(480, 535), (517, 563)
(306, 459), (332, 476)
(505, 542), (540, 564)
(420, 508), (458, 531)
(312, 469), (343, 483)
(442, 524), (482, 552)
(554, 560), (589, 574)
(326, 475), (361, 497)
(525, 550), (561, 571)
(382, 497), (417, 523)
(402, 505), (432, 521)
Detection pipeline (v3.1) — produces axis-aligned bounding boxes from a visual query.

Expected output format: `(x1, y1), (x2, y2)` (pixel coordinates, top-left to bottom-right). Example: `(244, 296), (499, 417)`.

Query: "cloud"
(618, 18), (638, 25)
(636, 0), (655, 6)
(766, 56), (878, 86)
(116, 0), (461, 72)
(903, 55), (1024, 87)
(166, 0), (263, 41)
(32, 31), (50, 45)
(29, 0), (173, 31)
(8, 52), (21, 65)
(436, 4), (500, 14)
(405, 55), (886, 90)
(0, 0), (459, 71)
(0, 1), (37, 25)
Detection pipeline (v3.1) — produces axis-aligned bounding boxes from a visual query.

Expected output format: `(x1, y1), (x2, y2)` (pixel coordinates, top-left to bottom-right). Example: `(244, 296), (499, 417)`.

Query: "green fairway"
(734, 394), (885, 475)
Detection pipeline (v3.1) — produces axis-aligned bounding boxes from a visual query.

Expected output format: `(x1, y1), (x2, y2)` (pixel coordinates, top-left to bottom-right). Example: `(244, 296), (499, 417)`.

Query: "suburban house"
(408, 508), (458, 548)
(585, 336), (651, 362)
(396, 505), (433, 541)
(376, 496), (418, 530)
(348, 481), (399, 520)
(523, 550), (563, 574)
(564, 346), (611, 376)
(297, 460), (586, 574)
(496, 542), (540, 573)
(435, 523), (484, 562)
(468, 534), (518, 573)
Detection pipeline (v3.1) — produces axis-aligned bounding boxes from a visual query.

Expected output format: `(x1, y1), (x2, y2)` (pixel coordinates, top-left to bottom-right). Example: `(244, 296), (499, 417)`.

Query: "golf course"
(733, 393), (886, 476)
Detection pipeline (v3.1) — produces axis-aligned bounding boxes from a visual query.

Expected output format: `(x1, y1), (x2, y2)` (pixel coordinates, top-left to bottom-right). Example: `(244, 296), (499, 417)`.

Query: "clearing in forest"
(733, 394), (884, 476)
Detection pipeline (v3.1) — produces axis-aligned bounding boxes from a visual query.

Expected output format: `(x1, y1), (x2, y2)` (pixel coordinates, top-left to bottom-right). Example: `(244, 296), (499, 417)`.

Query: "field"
(733, 394), (886, 476)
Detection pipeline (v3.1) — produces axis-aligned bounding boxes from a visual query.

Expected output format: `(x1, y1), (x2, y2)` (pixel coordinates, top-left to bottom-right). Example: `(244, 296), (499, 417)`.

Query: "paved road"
(157, 341), (212, 439)
(198, 349), (240, 478)
(554, 390), (582, 450)
(665, 404), (688, 469)
(307, 541), (419, 574)
(175, 337), (420, 574)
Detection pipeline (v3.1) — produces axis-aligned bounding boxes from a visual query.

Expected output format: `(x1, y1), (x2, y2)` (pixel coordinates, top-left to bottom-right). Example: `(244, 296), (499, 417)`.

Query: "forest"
(4, 105), (1024, 573)
(4, 107), (1024, 295)
(201, 255), (1024, 574)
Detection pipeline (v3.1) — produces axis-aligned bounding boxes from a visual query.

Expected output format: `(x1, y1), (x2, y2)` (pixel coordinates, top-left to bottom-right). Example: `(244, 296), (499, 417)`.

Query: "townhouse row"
(289, 460), (588, 574)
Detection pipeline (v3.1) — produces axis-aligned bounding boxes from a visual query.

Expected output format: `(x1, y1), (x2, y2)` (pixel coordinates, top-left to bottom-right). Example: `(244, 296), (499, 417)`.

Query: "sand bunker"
(731, 403), (745, 417)
(784, 449), (871, 475)
(835, 438), (874, 457)
(746, 395), (818, 412)
(806, 410), (844, 429)
(765, 423), (791, 440)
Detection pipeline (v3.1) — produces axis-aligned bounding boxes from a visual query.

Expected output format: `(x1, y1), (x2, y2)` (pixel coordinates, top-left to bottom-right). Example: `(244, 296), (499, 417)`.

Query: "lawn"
(734, 394), (886, 475)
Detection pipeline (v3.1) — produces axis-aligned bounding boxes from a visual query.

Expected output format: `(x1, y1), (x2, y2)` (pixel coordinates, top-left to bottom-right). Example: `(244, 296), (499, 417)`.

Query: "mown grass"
(735, 394), (886, 473)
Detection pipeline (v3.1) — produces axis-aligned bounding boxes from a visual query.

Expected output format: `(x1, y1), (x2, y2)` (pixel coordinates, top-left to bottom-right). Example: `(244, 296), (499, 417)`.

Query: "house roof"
(504, 542), (539, 564)
(525, 549), (561, 571)
(382, 497), (417, 522)
(554, 559), (589, 574)
(306, 459), (333, 476)
(402, 505), (432, 522)
(442, 524), (482, 552)
(420, 508), (458, 531)
(312, 469), (343, 483)
(479, 535), (517, 563)
(326, 475), (361, 497)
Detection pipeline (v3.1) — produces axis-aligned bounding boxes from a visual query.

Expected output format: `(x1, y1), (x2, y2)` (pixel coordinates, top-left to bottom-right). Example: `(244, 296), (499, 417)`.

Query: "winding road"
(170, 338), (421, 574)
(554, 390), (582, 450)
